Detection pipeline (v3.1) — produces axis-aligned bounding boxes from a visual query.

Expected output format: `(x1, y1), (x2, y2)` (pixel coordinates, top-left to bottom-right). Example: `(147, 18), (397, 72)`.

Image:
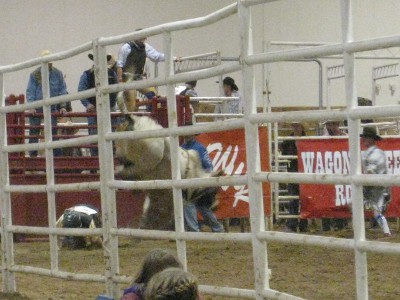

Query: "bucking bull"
(114, 86), (222, 230)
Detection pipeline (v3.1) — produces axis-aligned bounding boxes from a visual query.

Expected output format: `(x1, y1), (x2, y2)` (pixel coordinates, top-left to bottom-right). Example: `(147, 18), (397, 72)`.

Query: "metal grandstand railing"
(372, 63), (400, 105)
(174, 51), (221, 74)
(1, 1), (400, 300)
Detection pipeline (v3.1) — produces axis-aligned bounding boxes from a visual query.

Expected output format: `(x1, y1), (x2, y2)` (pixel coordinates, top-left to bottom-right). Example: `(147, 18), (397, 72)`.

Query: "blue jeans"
(29, 115), (62, 157)
(184, 202), (224, 232)
(87, 115), (119, 156)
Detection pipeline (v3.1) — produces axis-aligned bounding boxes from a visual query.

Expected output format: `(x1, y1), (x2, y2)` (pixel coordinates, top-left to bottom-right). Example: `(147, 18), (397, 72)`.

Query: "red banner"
(297, 138), (400, 218)
(197, 128), (270, 219)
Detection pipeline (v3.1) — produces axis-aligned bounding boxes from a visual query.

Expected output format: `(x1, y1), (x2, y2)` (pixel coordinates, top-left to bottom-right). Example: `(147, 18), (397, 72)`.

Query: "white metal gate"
(1, 1), (400, 299)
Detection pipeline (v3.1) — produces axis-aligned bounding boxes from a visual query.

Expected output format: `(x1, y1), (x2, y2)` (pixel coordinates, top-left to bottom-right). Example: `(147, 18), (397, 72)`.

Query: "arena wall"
(2, 1), (400, 108)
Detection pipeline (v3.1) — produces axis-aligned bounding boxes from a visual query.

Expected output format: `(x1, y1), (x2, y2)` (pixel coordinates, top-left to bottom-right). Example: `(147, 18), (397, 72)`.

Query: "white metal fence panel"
(0, 1), (400, 299)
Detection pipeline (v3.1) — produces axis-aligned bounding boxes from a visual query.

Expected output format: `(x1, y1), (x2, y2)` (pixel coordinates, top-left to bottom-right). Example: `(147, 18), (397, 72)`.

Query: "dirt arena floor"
(0, 225), (399, 300)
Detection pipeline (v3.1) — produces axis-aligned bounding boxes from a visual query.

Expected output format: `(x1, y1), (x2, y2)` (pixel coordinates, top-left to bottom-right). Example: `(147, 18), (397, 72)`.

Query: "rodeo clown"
(361, 127), (391, 237)
(56, 204), (102, 249)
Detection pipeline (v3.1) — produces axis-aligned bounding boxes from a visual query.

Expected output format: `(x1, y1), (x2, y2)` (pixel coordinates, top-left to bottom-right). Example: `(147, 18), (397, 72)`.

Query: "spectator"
(358, 97), (374, 124)
(322, 120), (347, 231)
(180, 81), (198, 98)
(280, 122), (308, 232)
(108, 54), (118, 75)
(144, 268), (200, 300)
(26, 50), (68, 157)
(78, 53), (118, 156)
(343, 97), (374, 134)
(57, 117), (82, 158)
(55, 204), (102, 249)
(214, 76), (243, 117)
(182, 126), (224, 233)
(121, 249), (183, 300)
(116, 29), (166, 111)
(322, 120), (346, 137)
(180, 81), (199, 114)
(361, 127), (391, 237)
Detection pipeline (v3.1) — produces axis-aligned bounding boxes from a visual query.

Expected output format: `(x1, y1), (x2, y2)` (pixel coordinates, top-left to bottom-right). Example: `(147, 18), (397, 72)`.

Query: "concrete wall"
(1, 0), (400, 111)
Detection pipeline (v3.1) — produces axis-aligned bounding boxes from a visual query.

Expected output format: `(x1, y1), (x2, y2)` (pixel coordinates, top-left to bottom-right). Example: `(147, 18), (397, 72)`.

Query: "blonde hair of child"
(144, 268), (199, 300)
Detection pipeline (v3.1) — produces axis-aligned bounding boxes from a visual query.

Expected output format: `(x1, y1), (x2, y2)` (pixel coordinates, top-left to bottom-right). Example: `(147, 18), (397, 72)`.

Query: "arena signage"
(297, 138), (400, 218)
(197, 128), (270, 219)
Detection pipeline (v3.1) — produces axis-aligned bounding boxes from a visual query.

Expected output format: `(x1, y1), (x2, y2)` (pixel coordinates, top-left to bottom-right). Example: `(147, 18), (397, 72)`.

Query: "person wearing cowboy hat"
(214, 76), (243, 119)
(361, 126), (391, 237)
(26, 50), (68, 157)
(78, 53), (118, 157)
(280, 122), (309, 232)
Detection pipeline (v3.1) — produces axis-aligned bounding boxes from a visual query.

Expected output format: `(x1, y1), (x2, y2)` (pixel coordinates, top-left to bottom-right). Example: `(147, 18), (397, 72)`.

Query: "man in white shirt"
(361, 126), (391, 237)
(116, 38), (165, 81)
(117, 31), (165, 111)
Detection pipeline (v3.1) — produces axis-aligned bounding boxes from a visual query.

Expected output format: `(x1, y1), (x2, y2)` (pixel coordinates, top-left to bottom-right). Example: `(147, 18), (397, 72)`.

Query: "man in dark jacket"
(78, 53), (118, 156)
(26, 50), (68, 157)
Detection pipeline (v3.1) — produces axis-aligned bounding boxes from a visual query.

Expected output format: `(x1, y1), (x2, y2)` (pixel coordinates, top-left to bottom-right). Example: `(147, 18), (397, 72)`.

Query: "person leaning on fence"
(181, 124), (224, 233)
(321, 120), (348, 232)
(214, 76), (243, 119)
(280, 122), (308, 232)
(78, 53), (118, 157)
(116, 29), (168, 111)
(361, 127), (392, 237)
(180, 81), (199, 113)
(26, 50), (68, 157)
(120, 249), (183, 300)
(144, 268), (200, 300)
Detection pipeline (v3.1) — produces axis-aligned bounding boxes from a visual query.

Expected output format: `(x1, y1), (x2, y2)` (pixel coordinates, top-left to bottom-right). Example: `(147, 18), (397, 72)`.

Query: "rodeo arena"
(2, 1), (400, 300)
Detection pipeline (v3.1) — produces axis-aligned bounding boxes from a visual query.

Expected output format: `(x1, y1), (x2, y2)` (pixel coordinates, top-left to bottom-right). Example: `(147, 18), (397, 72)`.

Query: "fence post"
(93, 39), (120, 298)
(0, 74), (16, 293)
(341, 1), (369, 299)
(238, 1), (269, 299)
(163, 31), (188, 271)
(40, 59), (60, 273)
(263, 40), (274, 229)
